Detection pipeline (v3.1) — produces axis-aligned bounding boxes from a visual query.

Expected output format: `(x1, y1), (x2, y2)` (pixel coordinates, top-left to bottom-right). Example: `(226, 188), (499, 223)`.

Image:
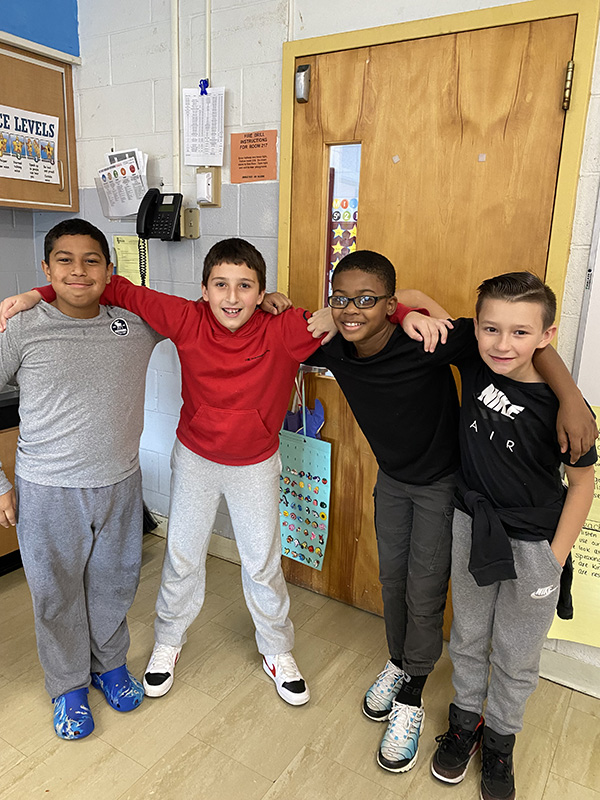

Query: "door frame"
(277, 0), (600, 318)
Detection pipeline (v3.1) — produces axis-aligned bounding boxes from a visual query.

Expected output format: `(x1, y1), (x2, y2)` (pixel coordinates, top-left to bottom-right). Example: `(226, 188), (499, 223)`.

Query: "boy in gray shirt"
(0, 219), (161, 739)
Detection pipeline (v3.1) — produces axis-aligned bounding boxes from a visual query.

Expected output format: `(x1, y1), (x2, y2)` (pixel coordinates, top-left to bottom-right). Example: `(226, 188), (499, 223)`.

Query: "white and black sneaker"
(143, 643), (181, 697)
(263, 652), (310, 705)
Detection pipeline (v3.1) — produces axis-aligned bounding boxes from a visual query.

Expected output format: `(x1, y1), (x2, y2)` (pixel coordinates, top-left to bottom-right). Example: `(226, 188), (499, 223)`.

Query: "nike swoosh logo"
(531, 585), (559, 599)
(264, 657), (276, 677)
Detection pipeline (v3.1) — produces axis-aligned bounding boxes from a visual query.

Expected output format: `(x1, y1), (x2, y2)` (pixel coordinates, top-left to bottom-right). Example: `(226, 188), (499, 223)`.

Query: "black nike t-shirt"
(306, 317), (479, 485)
(455, 355), (597, 523)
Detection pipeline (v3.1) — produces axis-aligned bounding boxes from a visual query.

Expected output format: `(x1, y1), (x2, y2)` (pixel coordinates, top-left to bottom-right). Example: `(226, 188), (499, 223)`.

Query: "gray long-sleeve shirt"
(0, 301), (162, 494)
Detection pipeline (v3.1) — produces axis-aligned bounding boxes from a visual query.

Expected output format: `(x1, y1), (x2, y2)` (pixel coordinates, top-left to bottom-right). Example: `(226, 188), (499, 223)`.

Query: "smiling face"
(42, 234), (113, 319)
(330, 268), (397, 357)
(474, 298), (556, 382)
(201, 260), (265, 332)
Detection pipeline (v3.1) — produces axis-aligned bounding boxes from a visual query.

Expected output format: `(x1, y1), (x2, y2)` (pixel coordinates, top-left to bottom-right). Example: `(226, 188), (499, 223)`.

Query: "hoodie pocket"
(188, 404), (271, 461)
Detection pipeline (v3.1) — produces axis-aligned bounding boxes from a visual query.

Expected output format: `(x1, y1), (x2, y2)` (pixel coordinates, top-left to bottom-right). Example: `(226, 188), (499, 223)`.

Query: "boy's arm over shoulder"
(533, 345), (599, 462)
(551, 462), (595, 566)
(278, 306), (326, 361)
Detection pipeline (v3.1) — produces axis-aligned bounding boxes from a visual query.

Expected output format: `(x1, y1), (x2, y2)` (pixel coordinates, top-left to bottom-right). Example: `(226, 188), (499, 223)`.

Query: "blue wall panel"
(1, 1), (79, 58)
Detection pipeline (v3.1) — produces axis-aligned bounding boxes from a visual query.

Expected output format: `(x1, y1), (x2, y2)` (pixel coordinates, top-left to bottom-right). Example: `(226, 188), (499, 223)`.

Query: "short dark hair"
(476, 271), (556, 329)
(44, 218), (111, 266)
(203, 238), (266, 291)
(332, 250), (396, 296)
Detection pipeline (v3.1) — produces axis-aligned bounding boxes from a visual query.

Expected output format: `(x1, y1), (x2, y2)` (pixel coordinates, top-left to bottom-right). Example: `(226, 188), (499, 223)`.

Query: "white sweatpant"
(154, 439), (294, 655)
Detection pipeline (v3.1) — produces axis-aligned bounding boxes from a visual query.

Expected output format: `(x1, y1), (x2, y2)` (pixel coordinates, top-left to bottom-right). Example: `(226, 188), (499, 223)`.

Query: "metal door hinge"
(563, 60), (574, 110)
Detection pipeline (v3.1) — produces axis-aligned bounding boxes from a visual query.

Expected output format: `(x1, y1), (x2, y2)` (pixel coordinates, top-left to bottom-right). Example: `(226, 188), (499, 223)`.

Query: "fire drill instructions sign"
(0, 104), (60, 184)
(230, 130), (277, 183)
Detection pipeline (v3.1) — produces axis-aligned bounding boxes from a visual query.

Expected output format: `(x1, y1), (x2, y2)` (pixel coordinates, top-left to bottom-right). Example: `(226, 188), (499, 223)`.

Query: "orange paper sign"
(230, 130), (277, 183)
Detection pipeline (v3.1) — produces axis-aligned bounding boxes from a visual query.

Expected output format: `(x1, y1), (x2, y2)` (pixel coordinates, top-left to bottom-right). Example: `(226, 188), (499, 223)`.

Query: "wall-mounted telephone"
(135, 188), (184, 286)
(136, 188), (183, 242)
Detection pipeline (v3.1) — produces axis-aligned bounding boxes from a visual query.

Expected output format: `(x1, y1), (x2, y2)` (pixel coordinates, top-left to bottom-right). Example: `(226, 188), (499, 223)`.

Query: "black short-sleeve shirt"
(306, 317), (479, 485)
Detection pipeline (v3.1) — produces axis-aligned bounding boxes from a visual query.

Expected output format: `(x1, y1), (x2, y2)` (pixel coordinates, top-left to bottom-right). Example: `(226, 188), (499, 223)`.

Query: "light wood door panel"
(283, 17), (576, 618)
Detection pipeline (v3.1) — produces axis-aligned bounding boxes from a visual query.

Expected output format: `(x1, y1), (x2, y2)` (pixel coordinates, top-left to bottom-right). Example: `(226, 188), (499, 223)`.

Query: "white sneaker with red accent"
(143, 643), (181, 697)
(262, 652), (310, 705)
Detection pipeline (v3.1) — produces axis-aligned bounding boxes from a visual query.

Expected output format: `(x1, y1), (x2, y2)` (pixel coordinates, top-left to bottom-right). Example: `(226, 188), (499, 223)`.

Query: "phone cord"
(138, 237), (148, 287)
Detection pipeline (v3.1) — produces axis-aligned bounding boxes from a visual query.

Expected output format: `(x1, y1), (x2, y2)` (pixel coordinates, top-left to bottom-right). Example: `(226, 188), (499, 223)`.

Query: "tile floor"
(1, 532), (599, 799)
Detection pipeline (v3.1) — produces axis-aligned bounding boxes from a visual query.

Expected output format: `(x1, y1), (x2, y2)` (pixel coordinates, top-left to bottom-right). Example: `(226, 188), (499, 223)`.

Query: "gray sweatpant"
(154, 440), (294, 655)
(448, 509), (563, 735)
(15, 472), (143, 699)
(374, 469), (455, 676)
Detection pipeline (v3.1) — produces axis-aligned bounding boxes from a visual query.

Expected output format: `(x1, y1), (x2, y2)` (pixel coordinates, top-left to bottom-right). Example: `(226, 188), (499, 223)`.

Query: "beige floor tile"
(205, 555), (245, 600)
(511, 721), (560, 800)
(253, 628), (371, 713)
(551, 707), (600, 791)
(0, 605), (39, 680)
(192, 673), (328, 781)
(264, 746), (402, 800)
(543, 773), (600, 799)
(523, 677), (572, 737)
(0, 664), (55, 756)
(0, 734), (145, 800)
(286, 581), (330, 609)
(139, 535), (166, 577)
(570, 688), (600, 720)
(0, 567), (33, 624)
(301, 598), (386, 655)
(121, 733), (271, 800)
(94, 680), (217, 768)
(211, 596), (258, 640)
(177, 620), (261, 700)
(0, 737), (25, 778)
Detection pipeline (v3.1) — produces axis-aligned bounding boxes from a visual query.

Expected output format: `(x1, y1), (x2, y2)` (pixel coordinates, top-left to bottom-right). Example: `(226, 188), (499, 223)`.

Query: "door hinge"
(563, 60), (574, 111)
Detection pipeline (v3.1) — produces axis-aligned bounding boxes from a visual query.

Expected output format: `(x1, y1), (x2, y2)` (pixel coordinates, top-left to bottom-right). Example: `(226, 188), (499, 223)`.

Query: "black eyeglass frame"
(327, 294), (390, 309)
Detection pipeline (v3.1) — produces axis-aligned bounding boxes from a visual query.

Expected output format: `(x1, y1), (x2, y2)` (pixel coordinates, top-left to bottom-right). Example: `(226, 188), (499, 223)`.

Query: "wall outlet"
(181, 207), (200, 239)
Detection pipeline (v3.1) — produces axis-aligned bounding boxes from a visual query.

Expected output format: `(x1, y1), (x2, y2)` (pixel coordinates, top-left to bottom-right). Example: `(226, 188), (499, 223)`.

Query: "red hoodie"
(36, 278), (415, 466)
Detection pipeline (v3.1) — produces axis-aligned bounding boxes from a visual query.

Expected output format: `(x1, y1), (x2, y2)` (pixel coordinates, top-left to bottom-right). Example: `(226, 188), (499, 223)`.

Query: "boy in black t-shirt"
(305, 254), (595, 778)
(430, 273), (596, 800)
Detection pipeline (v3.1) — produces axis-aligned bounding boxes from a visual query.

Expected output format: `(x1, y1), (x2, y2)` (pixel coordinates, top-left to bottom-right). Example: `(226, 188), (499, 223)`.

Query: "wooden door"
(283, 17), (577, 617)
(0, 44), (78, 211)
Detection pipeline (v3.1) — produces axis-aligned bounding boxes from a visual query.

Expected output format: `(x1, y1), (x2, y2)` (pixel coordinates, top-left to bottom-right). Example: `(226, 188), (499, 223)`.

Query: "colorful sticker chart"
(278, 430), (331, 571)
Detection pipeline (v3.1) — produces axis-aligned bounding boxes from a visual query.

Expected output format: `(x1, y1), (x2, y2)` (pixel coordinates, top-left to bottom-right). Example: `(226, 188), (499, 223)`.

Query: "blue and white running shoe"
(363, 660), (406, 721)
(377, 700), (425, 773)
(91, 664), (144, 712)
(53, 687), (95, 740)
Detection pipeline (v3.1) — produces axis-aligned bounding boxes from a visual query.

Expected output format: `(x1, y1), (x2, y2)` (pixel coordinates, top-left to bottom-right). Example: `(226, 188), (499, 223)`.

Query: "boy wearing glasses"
(305, 251), (594, 777)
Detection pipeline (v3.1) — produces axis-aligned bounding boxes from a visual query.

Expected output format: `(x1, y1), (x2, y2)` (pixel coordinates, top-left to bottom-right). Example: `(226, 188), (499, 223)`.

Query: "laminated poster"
(0, 104), (60, 184)
(548, 404), (600, 648)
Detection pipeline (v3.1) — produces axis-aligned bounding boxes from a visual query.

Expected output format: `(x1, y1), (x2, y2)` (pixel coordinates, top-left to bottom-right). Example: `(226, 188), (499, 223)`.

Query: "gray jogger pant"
(15, 471), (143, 699)
(154, 440), (294, 655)
(374, 469), (455, 676)
(449, 508), (563, 735)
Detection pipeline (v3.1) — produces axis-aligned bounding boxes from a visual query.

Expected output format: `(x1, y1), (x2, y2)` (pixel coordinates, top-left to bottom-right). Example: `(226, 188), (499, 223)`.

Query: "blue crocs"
(53, 687), (95, 740)
(91, 664), (144, 712)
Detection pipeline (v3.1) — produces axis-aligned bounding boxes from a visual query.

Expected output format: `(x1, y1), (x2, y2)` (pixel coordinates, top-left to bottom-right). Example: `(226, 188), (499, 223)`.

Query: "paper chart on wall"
(0, 104), (60, 184)
(548, 405), (600, 648)
(182, 88), (225, 166)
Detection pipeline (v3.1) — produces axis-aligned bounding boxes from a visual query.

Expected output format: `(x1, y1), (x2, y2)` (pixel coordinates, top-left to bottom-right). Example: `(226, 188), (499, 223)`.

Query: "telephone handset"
(136, 188), (184, 286)
(136, 188), (183, 242)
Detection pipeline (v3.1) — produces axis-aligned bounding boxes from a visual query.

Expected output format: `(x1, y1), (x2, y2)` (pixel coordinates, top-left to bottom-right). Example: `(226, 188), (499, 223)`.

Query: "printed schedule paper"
(183, 87), (225, 167)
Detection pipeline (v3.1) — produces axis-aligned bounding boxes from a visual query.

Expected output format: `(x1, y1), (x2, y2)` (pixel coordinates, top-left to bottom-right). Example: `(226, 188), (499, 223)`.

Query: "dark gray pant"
(15, 472), (143, 699)
(449, 509), (563, 734)
(374, 469), (455, 676)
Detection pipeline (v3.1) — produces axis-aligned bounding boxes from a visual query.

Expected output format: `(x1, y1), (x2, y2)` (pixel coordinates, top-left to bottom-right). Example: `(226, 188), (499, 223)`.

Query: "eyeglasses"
(327, 294), (389, 309)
